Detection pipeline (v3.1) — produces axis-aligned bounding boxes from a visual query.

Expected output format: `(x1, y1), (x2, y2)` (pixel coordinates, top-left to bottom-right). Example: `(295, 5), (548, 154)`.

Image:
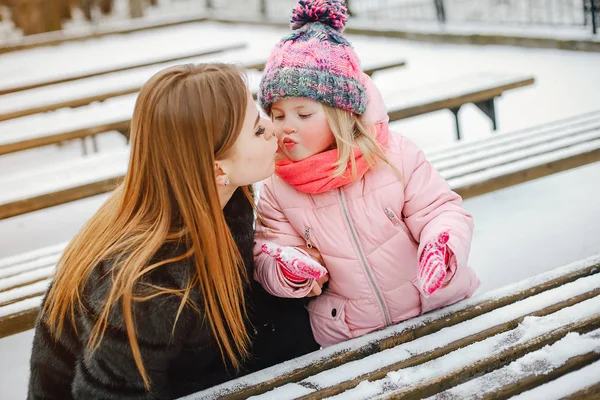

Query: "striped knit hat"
(259, 0), (367, 115)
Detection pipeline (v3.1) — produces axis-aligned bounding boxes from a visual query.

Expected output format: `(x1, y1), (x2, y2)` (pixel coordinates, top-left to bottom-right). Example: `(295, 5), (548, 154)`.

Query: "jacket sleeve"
(253, 177), (313, 298)
(399, 136), (474, 272)
(28, 295), (78, 400)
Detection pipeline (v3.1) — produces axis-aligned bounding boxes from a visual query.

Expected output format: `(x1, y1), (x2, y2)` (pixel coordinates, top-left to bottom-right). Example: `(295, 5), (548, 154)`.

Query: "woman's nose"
(262, 118), (276, 141)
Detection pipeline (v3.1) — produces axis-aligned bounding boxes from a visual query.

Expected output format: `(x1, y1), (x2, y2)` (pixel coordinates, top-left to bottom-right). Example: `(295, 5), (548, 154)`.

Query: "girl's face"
(271, 98), (335, 162)
(221, 90), (278, 186)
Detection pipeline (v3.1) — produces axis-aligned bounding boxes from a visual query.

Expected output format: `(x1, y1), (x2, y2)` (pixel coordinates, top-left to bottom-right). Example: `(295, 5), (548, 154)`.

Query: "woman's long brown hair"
(42, 63), (252, 389)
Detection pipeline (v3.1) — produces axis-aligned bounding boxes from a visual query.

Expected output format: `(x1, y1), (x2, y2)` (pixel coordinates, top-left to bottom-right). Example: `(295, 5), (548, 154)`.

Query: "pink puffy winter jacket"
(254, 75), (480, 347)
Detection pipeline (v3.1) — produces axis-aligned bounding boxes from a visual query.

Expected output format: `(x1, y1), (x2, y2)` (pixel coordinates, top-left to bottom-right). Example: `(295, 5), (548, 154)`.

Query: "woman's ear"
(214, 162), (230, 186)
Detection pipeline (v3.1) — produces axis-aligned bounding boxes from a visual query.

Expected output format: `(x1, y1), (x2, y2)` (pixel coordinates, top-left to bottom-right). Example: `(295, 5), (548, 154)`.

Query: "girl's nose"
(282, 123), (296, 134)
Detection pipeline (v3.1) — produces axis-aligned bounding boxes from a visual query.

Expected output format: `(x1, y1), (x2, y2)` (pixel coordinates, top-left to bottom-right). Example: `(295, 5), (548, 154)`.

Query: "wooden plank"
(293, 284), (600, 400)
(428, 339), (600, 400)
(0, 176), (122, 220)
(182, 255), (600, 399)
(387, 75), (535, 121)
(432, 115), (600, 171)
(0, 14), (207, 55)
(0, 121), (129, 156)
(0, 307), (39, 339)
(425, 109), (600, 161)
(0, 42), (247, 97)
(326, 302), (600, 400)
(362, 60), (405, 76)
(452, 142), (600, 200)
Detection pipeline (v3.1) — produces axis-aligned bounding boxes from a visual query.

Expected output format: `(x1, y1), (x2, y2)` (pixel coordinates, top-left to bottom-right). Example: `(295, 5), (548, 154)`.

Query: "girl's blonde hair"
(42, 63), (253, 390)
(323, 105), (401, 180)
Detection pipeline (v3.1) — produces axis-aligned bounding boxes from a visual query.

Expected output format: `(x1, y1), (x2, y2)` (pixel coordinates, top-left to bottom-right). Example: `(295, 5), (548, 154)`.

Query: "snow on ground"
(0, 19), (599, 399)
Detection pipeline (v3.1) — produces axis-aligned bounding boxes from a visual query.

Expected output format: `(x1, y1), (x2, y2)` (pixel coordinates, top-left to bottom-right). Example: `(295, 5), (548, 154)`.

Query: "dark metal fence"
(204, 0), (598, 34)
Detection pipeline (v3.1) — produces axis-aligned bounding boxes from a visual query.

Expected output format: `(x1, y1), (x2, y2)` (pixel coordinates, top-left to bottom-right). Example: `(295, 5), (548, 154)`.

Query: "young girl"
(254, 0), (480, 348)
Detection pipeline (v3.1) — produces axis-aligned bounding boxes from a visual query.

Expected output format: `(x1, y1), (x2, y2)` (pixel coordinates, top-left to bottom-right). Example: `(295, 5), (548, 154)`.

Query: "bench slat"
(433, 115), (600, 171)
(0, 242), (65, 269)
(382, 73), (534, 121)
(450, 138), (600, 199)
(425, 109), (600, 162)
(0, 279), (51, 307)
(442, 127), (600, 180)
(427, 330), (600, 400)
(0, 253), (60, 279)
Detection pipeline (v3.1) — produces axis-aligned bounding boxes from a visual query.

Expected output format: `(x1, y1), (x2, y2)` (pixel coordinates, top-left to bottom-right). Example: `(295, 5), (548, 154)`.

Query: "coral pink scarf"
(275, 122), (389, 194)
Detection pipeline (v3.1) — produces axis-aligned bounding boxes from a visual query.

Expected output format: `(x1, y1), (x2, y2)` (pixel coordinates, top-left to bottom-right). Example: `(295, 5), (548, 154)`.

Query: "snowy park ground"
(0, 19), (599, 399)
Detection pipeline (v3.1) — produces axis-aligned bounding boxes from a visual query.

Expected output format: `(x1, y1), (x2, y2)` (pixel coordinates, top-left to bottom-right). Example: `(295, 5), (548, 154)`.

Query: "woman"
(27, 63), (319, 399)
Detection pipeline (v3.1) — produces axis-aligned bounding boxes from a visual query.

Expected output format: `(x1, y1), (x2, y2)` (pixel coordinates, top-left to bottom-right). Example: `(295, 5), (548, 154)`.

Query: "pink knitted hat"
(259, 0), (367, 115)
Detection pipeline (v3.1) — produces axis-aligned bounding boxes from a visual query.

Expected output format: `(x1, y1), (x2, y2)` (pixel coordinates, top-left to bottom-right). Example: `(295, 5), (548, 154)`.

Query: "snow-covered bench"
(0, 58), (405, 156)
(1, 245), (599, 399)
(0, 41), (247, 98)
(183, 253), (600, 400)
(1, 110), (598, 220)
(383, 72), (535, 140)
(0, 56), (405, 124)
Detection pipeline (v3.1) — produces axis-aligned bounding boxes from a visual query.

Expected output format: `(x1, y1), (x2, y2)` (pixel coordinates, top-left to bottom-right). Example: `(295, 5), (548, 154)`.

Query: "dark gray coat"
(27, 188), (318, 399)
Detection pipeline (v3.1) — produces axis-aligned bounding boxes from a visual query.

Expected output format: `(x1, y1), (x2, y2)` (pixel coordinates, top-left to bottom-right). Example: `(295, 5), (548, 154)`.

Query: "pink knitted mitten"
(261, 242), (328, 283)
(415, 232), (451, 297)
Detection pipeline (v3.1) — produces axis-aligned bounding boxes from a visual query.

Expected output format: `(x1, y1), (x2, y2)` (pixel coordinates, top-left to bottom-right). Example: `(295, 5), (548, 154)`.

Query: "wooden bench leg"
(475, 97), (498, 131)
(450, 107), (462, 140)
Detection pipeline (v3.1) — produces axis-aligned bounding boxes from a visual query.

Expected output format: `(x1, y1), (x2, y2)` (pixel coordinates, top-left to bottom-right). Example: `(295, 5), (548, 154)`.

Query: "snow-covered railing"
(183, 253), (600, 399)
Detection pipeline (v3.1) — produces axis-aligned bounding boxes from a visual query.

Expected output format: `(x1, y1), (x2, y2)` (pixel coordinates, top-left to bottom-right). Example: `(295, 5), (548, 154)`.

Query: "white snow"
(510, 357), (600, 399)
(324, 295), (600, 399)
(0, 279), (51, 306)
(426, 329), (600, 399)
(0, 17), (599, 400)
(246, 272), (600, 399)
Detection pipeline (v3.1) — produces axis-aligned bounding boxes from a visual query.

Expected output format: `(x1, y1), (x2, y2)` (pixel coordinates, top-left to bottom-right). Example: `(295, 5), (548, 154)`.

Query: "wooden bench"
(0, 41), (248, 97)
(383, 72), (535, 140)
(1, 109), (598, 220)
(0, 14), (207, 55)
(0, 58), (406, 156)
(1, 246), (599, 398)
(183, 253), (600, 400)
(0, 57), (404, 123)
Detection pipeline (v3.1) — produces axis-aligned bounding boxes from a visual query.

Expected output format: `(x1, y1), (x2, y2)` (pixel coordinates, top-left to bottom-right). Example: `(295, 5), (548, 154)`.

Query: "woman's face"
(220, 90), (278, 186)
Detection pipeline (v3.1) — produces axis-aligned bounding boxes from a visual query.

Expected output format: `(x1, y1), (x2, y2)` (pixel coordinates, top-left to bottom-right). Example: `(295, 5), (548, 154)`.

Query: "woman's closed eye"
(255, 126), (266, 136)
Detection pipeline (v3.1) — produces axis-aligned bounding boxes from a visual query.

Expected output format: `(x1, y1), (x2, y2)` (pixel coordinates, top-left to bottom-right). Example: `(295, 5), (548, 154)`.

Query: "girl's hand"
(415, 232), (451, 297)
(261, 242), (328, 283)
(307, 275), (329, 297)
(296, 244), (325, 265)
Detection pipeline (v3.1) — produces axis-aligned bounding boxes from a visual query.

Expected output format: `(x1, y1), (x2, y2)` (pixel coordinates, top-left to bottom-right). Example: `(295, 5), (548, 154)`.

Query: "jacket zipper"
(304, 228), (313, 249)
(384, 207), (419, 247)
(338, 189), (391, 327)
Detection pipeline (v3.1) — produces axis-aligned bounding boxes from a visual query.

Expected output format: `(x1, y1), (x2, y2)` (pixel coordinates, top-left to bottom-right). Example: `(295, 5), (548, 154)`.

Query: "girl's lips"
(282, 138), (297, 149)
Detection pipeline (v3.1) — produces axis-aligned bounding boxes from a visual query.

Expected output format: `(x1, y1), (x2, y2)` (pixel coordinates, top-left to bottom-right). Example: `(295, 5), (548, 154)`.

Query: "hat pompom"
(290, 0), (348, 31)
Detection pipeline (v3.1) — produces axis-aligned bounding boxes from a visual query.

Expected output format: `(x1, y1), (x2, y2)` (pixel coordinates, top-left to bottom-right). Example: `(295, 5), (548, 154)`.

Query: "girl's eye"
(299, 114), (312, 119)
(272, 115), (284, 121)
(255, 126), (265, 136)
